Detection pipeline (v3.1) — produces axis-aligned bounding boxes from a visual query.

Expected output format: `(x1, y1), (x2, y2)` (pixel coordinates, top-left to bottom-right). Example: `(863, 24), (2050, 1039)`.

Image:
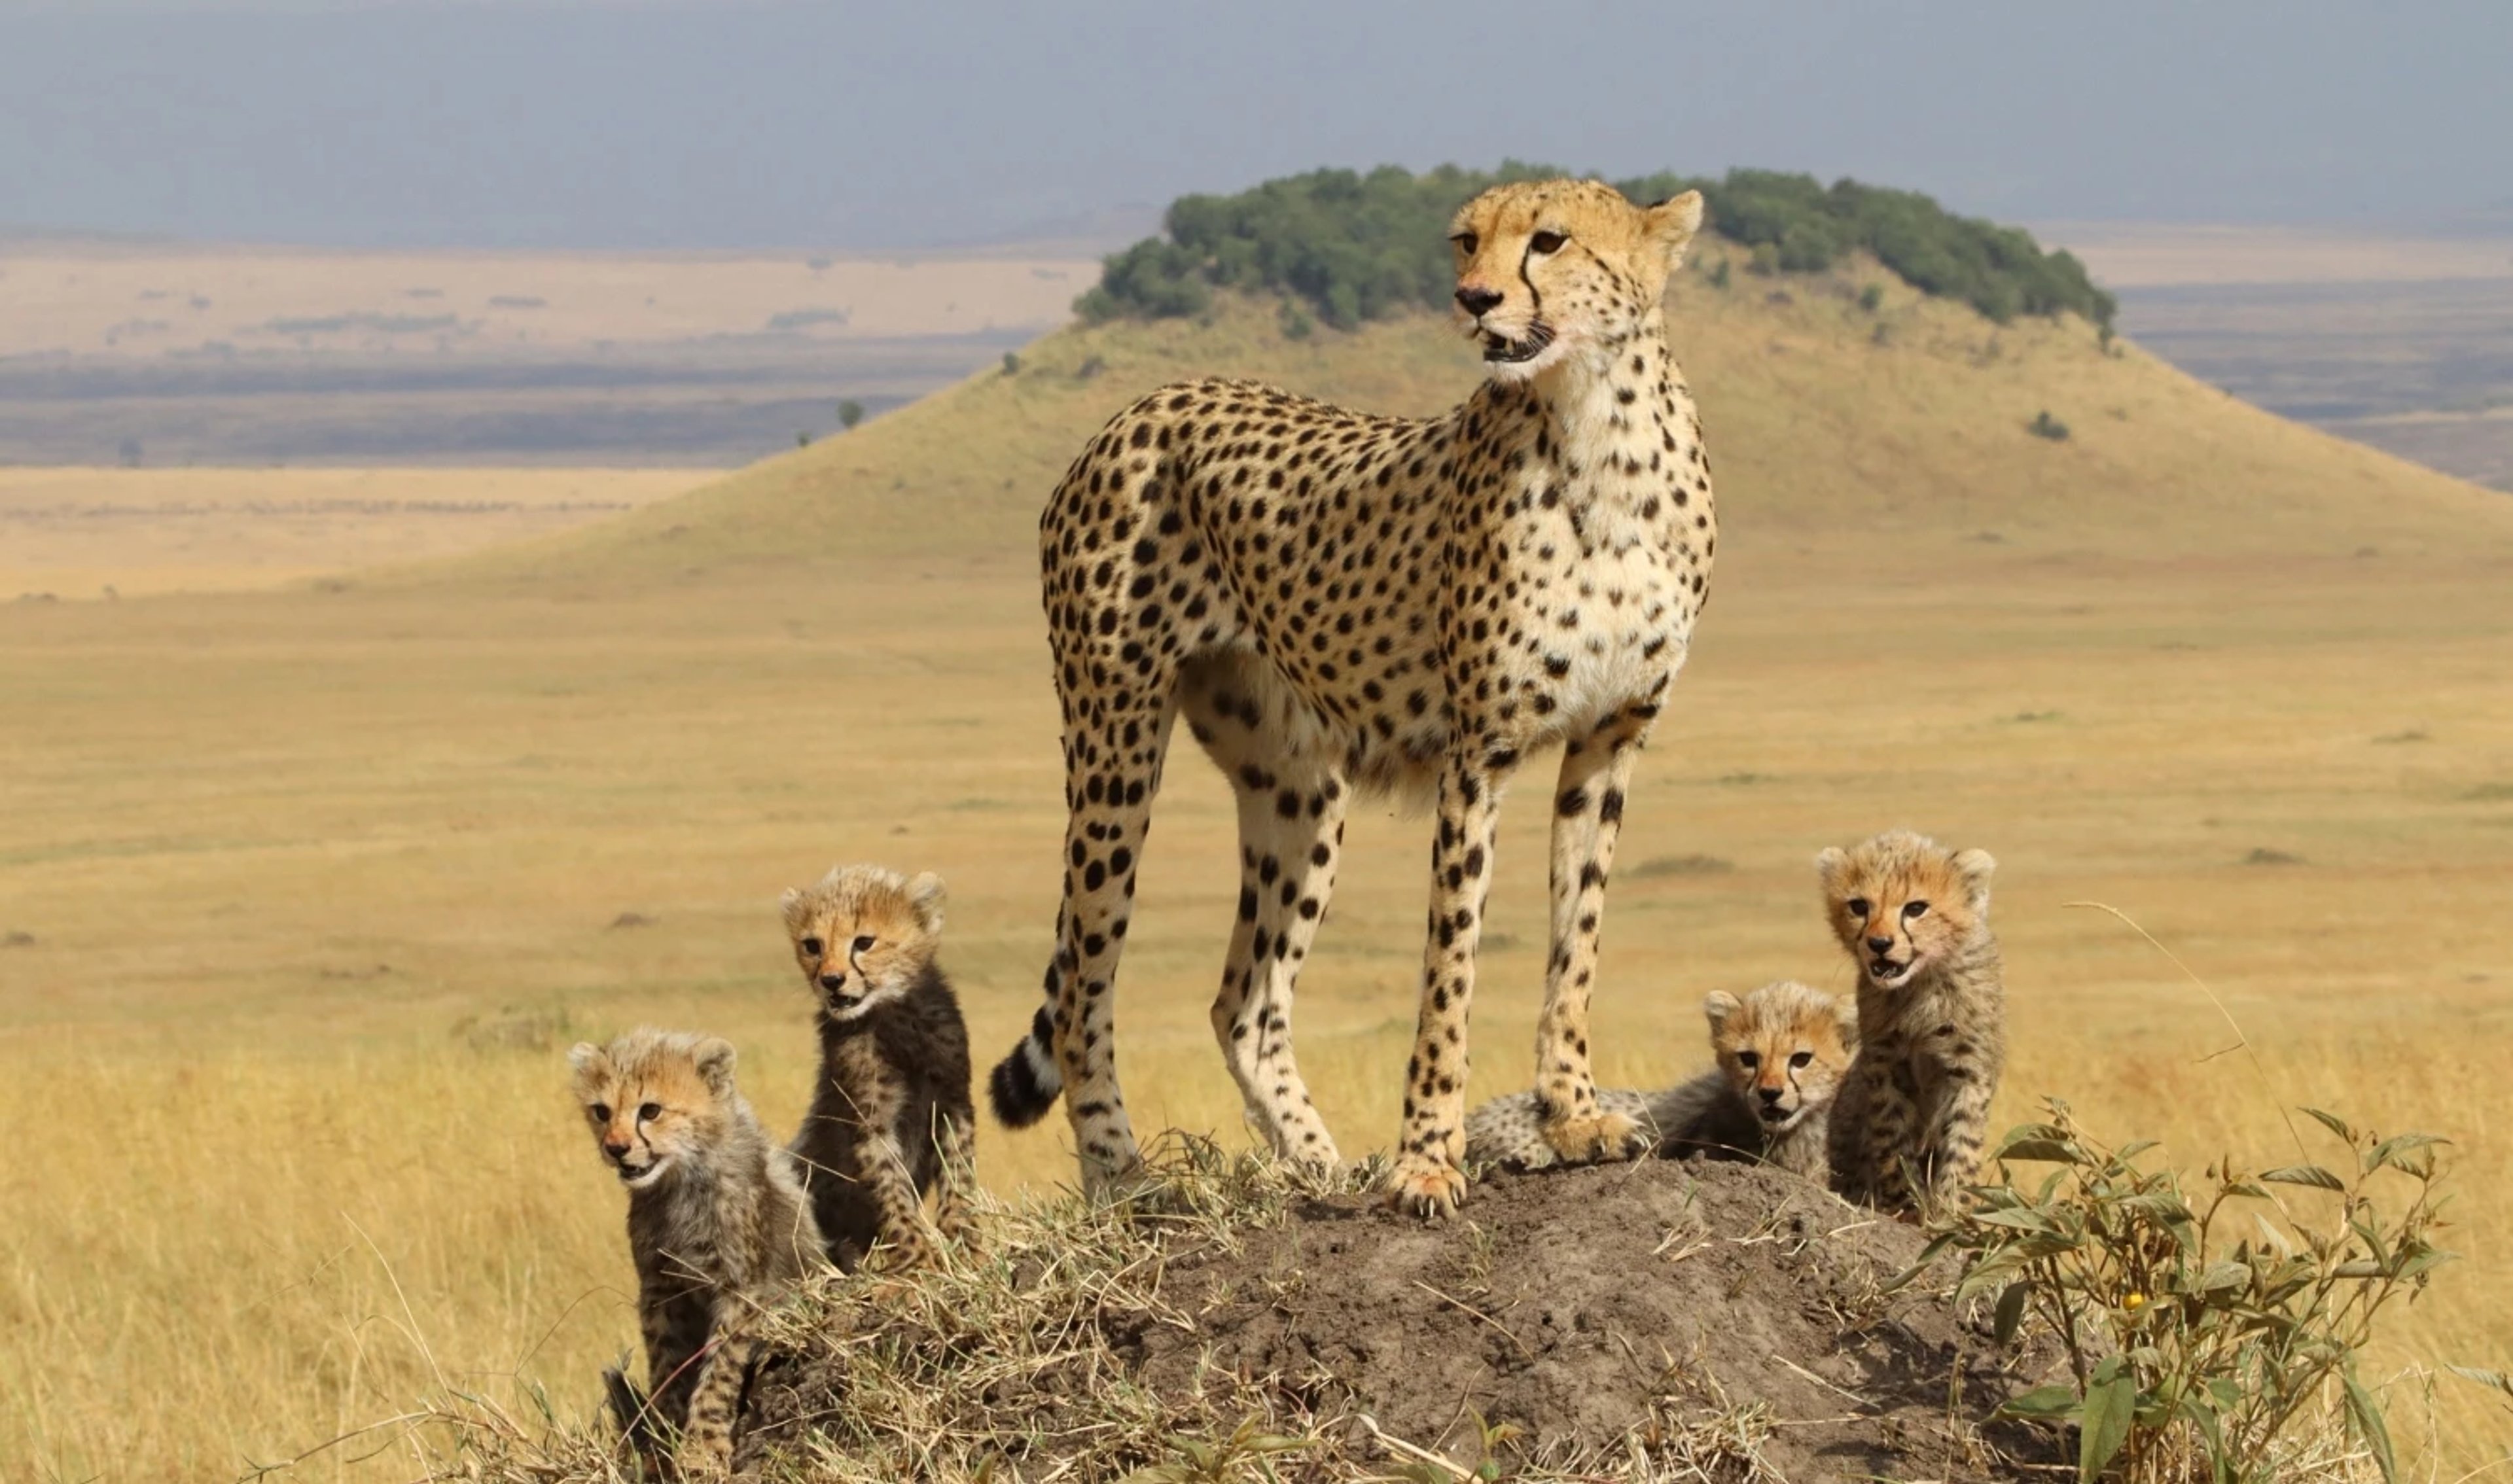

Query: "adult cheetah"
(990, 178), (1718, 1216)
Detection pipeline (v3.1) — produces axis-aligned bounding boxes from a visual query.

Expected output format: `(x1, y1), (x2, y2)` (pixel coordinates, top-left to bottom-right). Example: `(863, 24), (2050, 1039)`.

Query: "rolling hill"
(437, 243), (2513, 590)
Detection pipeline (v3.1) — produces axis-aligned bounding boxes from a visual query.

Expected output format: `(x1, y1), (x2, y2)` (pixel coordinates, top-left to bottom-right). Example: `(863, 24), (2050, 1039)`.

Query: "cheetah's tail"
(602, 1364), (654, 1445)
(988, 1002), (1061, 1128)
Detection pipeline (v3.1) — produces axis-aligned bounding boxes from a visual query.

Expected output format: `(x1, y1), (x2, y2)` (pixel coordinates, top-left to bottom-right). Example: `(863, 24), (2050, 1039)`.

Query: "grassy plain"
(5, 272), (2513, 1478)
(0, 240), (1094, 466)
(0, 466), (709, 598)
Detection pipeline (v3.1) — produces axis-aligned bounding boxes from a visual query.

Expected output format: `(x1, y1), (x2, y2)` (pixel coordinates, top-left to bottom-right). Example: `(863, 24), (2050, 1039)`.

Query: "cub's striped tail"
(988, 1000), (1061, 1128)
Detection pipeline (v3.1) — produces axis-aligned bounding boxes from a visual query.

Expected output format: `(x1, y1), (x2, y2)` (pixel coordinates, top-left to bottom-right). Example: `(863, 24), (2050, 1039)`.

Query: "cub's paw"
(1382, 1150), (1469, 1219)
(674, 1434), (734, 1479)
(1539, 1108), (1650, 1165)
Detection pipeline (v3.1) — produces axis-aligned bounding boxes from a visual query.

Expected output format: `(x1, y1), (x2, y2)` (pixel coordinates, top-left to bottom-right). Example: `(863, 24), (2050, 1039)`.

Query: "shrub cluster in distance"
(1077, 162), (2116, 334)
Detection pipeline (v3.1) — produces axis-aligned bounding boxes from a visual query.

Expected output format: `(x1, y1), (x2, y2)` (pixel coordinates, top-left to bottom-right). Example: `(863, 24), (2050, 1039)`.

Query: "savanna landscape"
(5, 166), (2513, 1481)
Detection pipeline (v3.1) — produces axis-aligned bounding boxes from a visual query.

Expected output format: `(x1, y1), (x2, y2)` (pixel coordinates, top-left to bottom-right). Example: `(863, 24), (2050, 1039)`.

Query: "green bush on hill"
(1079, 163), (2115, 333)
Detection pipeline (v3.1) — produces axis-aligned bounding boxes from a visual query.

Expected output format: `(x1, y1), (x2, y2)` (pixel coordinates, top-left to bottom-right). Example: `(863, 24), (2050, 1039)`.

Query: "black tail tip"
(601, 1366), (649, 1439)
(988, 1051), (1056, 1129)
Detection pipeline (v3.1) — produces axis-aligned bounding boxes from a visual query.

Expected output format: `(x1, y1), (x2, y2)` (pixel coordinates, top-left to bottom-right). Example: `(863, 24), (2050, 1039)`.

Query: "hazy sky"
(5, 0), (2509, 250)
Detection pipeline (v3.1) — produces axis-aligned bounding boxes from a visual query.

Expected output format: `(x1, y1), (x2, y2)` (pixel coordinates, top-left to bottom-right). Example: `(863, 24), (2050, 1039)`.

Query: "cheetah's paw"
(1539, 1108), (1650, 1165)
(1383, 1150), (1468, 1218)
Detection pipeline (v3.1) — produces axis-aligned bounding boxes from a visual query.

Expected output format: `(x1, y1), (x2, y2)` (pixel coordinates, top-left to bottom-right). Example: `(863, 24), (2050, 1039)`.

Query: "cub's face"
(1816, 831), (1996, 991)
(779, 865), (945, 1022)
(567, 1032), (735, 1192)
(1448, 178), (1702, 381)
(1704, 982), (1855, 1131)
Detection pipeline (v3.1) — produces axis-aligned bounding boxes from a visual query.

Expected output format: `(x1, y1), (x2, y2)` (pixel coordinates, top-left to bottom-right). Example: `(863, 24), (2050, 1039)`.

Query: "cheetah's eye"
(1789, 1051), (1814, 1069)
(852, 934), (876, 954)
(1734, 1051), (1758, 1069)
(1529, 230), (1567, 255)
(1452, 231), (1478, 255)
(1845, 898), (1870, 919)
(636, 1102), (661, 1123)
(589, 1103), (610, 1123)
(798, 936), (823, 957)
(1903, 901), (1929, 919)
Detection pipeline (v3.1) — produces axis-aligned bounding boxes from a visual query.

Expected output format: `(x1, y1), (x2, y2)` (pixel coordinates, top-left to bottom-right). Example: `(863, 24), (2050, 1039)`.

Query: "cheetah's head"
(567, 1029), (739, 1193)
(1448, 178), (1703, 383)
(1815, 830), (1996, 992)
(779, 864), (946, 1023)
(1705, 980), (1857, 1131)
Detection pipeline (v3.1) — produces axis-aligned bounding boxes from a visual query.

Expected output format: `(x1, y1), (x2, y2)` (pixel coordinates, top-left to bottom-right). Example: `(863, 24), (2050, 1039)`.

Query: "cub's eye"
(1845, 898), (1870, 919)
(1452, 231), (1478, 255)
(636, 1102), (661, 1123)
(1789, 1050), (1814, 1069)
(798, 936), (823, 957)
(1734, 1051), (1759, 1069)
(1529, 230), (1567, 254)
(852, 934), (876, 954)
(589, 1103), (610, 1122)
(1903, 901), (1930, 919)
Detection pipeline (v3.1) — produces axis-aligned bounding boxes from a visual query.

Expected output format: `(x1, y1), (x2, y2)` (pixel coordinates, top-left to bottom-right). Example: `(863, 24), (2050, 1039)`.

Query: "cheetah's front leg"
(1387, 760), (1506, 1218)
(1533, 713), (1654, 1165)
(929, 1106), (979, 1247)
(675, 1323), (755, 1478)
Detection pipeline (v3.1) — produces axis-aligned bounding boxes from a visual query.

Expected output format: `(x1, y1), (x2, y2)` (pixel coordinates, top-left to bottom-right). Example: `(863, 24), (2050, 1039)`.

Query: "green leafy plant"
(2030, 410), (2072, 441)
(1910, 1100), (2453, 1483)
(1117, 1415), (1317, 1482)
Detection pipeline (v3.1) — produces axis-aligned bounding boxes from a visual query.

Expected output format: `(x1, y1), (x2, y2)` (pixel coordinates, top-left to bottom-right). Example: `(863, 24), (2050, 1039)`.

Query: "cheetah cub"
(1463, 980), (1855, 1180)
(569, 1029), (823, 1477)
(1818, 830), (2006, 1214)
(781, 864), (977, 1271)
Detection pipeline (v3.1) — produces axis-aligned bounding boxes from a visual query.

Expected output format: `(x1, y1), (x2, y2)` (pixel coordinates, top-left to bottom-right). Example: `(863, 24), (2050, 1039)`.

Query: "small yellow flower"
(2123, 1292), (2148, 1312)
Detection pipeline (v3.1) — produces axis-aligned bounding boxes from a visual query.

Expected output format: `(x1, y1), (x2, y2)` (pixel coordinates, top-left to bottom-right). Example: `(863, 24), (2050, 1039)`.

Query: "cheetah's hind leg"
(1184, 670), (1345, 1168)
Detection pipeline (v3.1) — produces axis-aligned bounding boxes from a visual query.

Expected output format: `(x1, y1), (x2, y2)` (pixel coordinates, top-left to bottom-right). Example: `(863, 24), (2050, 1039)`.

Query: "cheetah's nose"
(1757, 1086), (1783, 1104)
(602, 1138), (632, 1159)
(1865, 936), (1895, 955)
(818, 973), (847, 991)
(1454, 285), (1504, 317)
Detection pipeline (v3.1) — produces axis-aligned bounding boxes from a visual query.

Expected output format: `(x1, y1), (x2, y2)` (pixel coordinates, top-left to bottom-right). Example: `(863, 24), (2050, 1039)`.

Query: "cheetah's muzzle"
(1482, 323), (1555, 363)
(1868, 955), (1915, 987)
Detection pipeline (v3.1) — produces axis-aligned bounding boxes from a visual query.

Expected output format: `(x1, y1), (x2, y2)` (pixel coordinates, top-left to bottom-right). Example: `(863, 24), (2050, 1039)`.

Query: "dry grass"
(4, 285), (2512, 1479)
(0, 466), (707, 598)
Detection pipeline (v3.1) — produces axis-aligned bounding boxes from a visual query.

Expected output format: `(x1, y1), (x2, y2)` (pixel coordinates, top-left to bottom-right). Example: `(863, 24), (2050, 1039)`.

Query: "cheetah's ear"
(778, 886), (804, 920)
(1952, 848), (1997, 911)
(1830, 996), (1862, 1046)
(907, 872), (947, 933)
(1702, 989), (1741, 1035)
(1814, 846), (1849, 889)
(692, 1037), (738, 1096)
(1643, 190), (1705, 272)
(566, 1041), (605, 1077)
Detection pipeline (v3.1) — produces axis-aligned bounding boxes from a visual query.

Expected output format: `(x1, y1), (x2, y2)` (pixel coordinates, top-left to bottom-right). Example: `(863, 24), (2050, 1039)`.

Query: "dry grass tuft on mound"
(367, 1135), (2427, 1484)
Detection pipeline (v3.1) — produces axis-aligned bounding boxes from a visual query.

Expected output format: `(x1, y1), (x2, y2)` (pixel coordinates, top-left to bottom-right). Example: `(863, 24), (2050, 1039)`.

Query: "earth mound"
(734, 1146), (2066, 1481)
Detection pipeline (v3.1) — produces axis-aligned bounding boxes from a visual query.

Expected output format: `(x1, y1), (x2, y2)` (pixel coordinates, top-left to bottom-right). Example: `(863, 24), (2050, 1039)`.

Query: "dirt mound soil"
(740, 1152), (2065, 1481)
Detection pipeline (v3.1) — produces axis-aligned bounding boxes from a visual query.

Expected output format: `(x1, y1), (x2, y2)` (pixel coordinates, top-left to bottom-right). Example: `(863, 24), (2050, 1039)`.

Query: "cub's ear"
(1814, 846), (1849, 889)
(1830, 996), (1862, 1046)
(1702, 989), (1741, 1034)
(692, 1037), (739, 1096)
(1952, 848), (1998, 910)
(908, 872), (948, 932)
(1645, 189), (1705, 272)
(566, 1041), (605, 1077)
(779, 886), (805, 923)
